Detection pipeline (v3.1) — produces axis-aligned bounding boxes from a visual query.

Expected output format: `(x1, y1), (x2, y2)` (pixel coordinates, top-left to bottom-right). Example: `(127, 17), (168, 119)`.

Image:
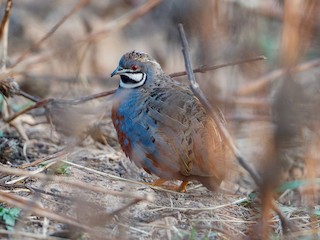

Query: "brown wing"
(143, 83), (228, 189)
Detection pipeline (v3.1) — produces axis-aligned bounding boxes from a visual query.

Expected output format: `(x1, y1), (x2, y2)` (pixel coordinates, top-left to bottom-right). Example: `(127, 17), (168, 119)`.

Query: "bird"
(111, 51), (229, 192)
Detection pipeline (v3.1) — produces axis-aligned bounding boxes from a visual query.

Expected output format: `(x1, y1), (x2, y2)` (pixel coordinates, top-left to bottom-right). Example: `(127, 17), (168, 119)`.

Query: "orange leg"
(148, 178), (188, 192)
(177, 181), (188, 193)
(151, 178), (167, 187)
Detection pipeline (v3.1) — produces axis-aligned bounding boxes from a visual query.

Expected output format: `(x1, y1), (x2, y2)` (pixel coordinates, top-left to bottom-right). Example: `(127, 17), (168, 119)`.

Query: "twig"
(18, 147), (69, 169)
(0, 0), (12, 69)
(4, 89), (115, 124)
(17, 90), (41, 102)
(150, 197), (248, 211)
(177, 24), (262, 185)
(169, 55), (266, 78)
(81, 0), (163, 43)
(237, 58), (320, 96)
(4, 98), (53, 123)
(177, 23), (294, 231)
(6, 161), (57, 185)
(0, 191), (91, 231)
(11, 0), (91, 67)
(58, 89), (116, 105)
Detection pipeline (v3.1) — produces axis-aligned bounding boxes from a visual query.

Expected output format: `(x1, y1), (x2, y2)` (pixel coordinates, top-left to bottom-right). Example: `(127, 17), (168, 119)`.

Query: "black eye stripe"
(120, 75), (137, 84)
(119, 73), (147, 89)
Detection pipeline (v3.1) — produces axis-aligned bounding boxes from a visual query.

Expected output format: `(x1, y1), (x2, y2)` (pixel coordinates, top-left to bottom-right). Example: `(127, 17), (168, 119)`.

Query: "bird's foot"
(147, 178), (188, 193)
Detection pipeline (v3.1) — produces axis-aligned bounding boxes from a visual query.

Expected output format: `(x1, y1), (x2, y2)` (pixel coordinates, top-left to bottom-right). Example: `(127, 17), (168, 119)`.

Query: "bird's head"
(111, 51), (163, 88)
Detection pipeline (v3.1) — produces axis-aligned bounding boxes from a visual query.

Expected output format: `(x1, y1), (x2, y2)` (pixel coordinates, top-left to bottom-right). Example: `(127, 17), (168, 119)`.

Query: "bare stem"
(169, 55), (266, 78)
(0, 0), (12, 70)
(237, 58), (320, 96)
(177, 23), (261, 184)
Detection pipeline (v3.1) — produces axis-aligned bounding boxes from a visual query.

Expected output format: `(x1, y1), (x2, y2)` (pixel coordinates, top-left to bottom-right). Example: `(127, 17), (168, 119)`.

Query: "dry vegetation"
(0, 0), (319, 239)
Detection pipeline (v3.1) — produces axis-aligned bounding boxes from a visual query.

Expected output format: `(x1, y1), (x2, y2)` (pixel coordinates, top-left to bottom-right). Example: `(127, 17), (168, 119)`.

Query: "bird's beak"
(111, 66), (124, 77)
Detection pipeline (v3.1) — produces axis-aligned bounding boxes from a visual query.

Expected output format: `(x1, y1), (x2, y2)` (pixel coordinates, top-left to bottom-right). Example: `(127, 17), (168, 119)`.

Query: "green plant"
(54, 163), (71, 175)
(0, 206), (20, 231)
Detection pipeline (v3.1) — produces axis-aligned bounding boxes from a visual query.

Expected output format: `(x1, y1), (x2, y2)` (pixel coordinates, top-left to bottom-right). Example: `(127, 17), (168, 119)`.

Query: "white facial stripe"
(122, 72), (143, 82)
(120, 73), (146, 88)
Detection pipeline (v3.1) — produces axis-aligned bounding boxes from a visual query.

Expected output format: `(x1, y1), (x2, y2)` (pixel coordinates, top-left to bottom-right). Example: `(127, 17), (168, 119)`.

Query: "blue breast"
(113, 88), (158, 158)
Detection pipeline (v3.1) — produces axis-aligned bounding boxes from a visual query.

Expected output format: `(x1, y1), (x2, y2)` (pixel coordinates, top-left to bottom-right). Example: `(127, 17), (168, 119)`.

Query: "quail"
(111, 51), (229, 192)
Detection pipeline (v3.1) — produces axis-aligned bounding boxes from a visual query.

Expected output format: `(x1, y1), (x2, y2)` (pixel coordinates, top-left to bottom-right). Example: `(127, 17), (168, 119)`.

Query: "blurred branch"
(12, 0), (91, 68)
(17, 90), (41, 102)
(0, 0), (12, 39)
(82, 0), (163, 43)
(0, 0), (12, 69)
(59, 89), (116, 105)
(0, 191), (91, 231)
(169, 55), (266, 78)
(4, 89), (115, 123)
(237, 58), (320, 96)
(4, 98), (53, 123)
(19, 147), (69, 169)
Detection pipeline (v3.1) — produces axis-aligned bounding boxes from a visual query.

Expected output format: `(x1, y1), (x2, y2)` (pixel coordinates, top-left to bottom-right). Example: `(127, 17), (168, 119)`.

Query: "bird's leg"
(150, 178), (167, 187)
(177, 181), (188, 193)
(148, 178), (188, 192)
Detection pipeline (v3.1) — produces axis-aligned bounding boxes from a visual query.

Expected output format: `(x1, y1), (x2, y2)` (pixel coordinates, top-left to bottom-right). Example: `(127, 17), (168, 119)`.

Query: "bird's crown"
(111, 51), (162, 89)
(120, 51), (158, 65)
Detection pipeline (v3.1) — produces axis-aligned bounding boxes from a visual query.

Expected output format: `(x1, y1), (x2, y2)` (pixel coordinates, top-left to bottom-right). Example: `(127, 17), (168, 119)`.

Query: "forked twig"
(177, 23), (294, 231)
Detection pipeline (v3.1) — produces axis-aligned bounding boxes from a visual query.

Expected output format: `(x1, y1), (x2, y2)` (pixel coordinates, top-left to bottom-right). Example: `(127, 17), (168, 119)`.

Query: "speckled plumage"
(111, 51), (228, 191)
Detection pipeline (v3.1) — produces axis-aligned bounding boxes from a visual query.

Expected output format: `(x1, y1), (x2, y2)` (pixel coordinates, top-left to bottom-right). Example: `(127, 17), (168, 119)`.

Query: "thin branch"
(81, 0), (163, 43)
(17, 90), (41, 102)
(0, 0), (12, 69)
(169, 55), (266, 78)
(4, 98), (53, 123)
(0, 0), (12, 39)
(58, 89), (116, 105)
(18, 147), (69, 169)
(4, 89), (116, 123)
(237, 58), (320, 96)
(177, 23), (262, 185)
(11, 0), (91, 67)
(0, 191), (90, 231)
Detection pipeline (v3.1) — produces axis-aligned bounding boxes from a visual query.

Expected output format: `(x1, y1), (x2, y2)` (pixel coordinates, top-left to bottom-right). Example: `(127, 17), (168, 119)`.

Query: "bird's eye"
(131, 65), (138, 70)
